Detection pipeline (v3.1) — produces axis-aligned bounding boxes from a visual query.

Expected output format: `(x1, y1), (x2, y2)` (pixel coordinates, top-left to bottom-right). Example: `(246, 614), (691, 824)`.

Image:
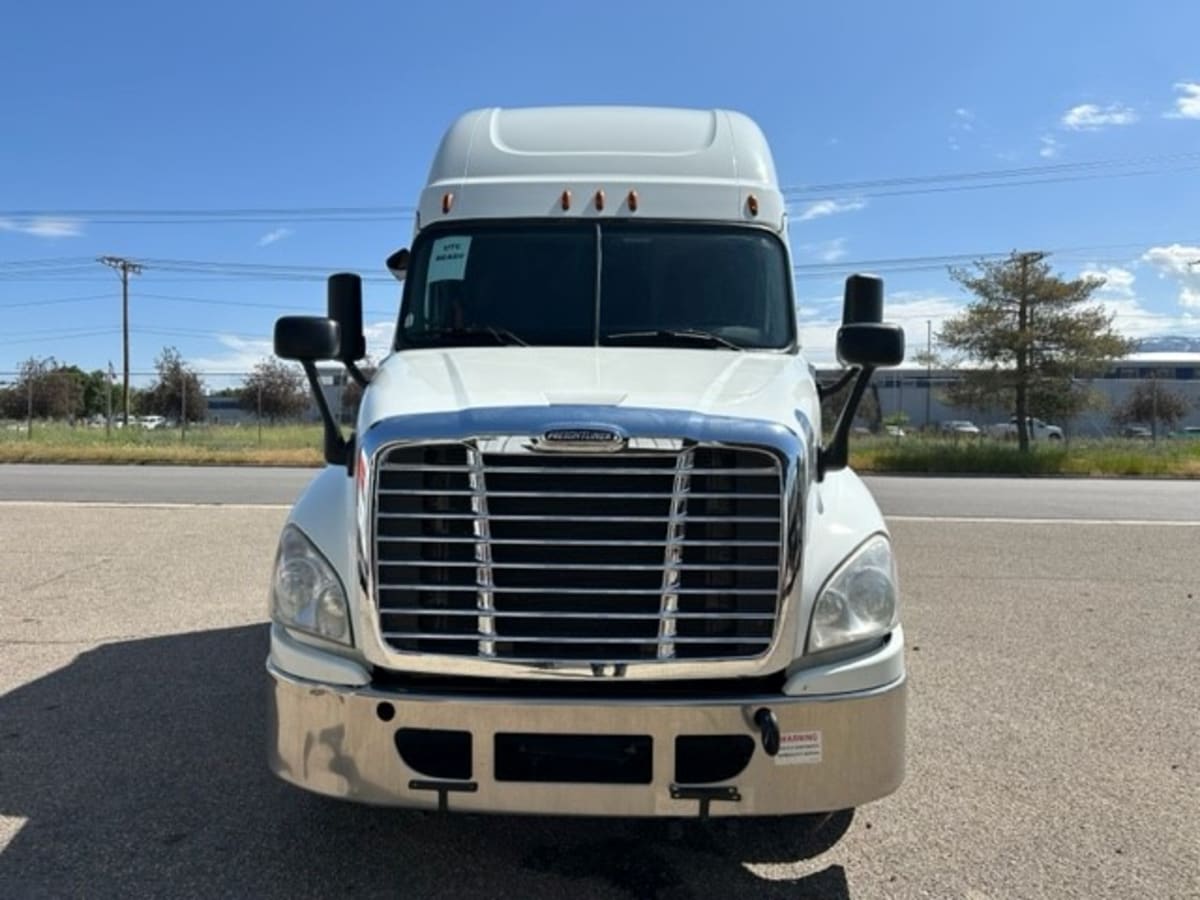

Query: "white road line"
(0, 500), (292, 510)
(888, 514), (1200, 526)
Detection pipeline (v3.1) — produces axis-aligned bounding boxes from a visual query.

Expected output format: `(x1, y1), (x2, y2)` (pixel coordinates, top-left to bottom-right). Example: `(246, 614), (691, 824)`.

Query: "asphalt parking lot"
(1, 491), (1197, 898)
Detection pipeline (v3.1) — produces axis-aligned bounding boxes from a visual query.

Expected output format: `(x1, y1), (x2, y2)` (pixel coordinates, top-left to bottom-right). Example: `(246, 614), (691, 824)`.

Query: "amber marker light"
(561, 189), (572, 211)
(594, 188), (605, 211)
(442, 192), (454, 213)
(747, 194), (759, 217)
(627, 189), (639, 212)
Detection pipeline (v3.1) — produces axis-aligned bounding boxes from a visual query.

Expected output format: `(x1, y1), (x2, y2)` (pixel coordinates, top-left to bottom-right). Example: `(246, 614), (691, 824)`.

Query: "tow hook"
(753, 707), (780, 757)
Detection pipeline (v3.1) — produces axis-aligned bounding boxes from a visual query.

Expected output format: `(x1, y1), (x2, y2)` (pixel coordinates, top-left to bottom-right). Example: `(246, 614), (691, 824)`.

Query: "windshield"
(396, 222), (794, 350)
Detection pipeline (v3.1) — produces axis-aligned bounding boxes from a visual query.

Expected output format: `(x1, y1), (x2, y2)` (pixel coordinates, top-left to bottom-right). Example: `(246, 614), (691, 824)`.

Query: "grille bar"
(382, 465), (778, 476)
(378, 536), (778, 547)
(381, 632), (774, 646)
(378, 489), (776, 499)
(467, 445), (497, 658)
(378, 584), (779, 595)
(381, 561), (778, 571)
(378, 513), (778, 523)
(379, 608), (776, 620)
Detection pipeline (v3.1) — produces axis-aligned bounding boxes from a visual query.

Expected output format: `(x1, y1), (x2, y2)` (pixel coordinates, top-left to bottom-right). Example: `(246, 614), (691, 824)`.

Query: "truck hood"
(359, 347), (819, 429)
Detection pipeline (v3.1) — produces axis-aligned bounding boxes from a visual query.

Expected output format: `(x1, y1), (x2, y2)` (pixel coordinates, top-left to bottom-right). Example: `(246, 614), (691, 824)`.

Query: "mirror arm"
(344, 360), (371, 389)
(817, 368), (856, 400)
(818, 365), (876, 480)
(299, 360), (349, 466)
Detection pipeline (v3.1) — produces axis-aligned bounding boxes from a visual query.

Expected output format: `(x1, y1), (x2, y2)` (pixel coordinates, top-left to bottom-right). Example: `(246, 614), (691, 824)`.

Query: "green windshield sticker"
(428, 236), (471, 282)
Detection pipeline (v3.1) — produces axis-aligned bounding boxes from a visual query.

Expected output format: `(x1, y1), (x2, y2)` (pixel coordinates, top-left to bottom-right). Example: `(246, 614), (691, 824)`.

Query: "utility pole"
(924, 320), (932, 430)
(98, 256), (143, 427)
(1013, 251), (1047, 453)
(105, 361), (114, 439)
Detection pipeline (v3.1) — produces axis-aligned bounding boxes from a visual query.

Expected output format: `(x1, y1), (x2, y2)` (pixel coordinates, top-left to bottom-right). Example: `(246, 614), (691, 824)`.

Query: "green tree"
(145, 347), (207, 423)
(81, 369), (119, 418)
(11, 358), (85, 421)
(240, 358), (309, 422)
(940, 252), (1134, 451)
(1112, 379), (1190, 439)
(338, 360), (378, 425)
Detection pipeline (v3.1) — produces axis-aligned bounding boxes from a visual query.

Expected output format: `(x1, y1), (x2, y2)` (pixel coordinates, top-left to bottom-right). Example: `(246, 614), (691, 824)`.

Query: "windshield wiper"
(405, 326), (529, 346)
(604, 329), (744, 351)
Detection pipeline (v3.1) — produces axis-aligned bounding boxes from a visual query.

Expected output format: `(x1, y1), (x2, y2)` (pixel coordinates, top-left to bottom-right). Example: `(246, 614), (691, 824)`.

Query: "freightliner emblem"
(533, 427), (627, 453)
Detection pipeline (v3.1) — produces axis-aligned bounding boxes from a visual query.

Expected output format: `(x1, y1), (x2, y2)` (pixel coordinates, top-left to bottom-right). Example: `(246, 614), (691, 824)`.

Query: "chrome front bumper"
(267, 664), (906, 817)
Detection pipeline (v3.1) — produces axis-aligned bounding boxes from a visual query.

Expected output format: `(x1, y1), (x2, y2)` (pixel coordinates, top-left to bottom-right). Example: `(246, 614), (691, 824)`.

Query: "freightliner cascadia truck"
(267, 106), (906, 818)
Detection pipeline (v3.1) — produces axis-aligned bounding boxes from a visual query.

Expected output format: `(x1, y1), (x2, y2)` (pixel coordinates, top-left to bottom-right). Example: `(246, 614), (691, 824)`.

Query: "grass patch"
(851, 436), (1200, 477)
(0, 421), (324, 466)
(4, 421), (1200, 476)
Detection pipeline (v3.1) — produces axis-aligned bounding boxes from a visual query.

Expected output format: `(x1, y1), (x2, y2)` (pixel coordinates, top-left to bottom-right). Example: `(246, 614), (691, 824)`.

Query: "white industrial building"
(851, 352), (1200, 435)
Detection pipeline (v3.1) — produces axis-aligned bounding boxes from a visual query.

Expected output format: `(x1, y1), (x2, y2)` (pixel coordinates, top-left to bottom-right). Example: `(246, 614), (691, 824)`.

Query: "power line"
(782, 150), (1200, 195)
(0, 328), (122, 347)
(0, 205), (415, 224)
(0, 150), (1196, 225)
(0, 293), (111, 309)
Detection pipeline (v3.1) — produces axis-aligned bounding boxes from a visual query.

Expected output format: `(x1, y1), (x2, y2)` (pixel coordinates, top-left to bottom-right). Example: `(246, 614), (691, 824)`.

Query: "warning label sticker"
(776, 730), (823, 765)
(428, 236), (471, 282)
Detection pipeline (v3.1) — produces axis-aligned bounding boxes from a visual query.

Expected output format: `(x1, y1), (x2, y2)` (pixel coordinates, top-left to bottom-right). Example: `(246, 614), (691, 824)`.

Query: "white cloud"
(953, 108), (974, 131)
(799, 292), (964, 365)
(1080, 265), (1135, 298)
(257, 227), (294, 247)
(1165, 81), (1200, 119)
(794, 198), (867, 222)
(190, 320), (396, 376)
(1060, 102), (1138, 130)
(0, 217), (84, 238)
(190, 334), (275, 375)
(1092, 294), (1200, 338)
(1141, 244), (1200, 307)
(798, 238), (847, 263)
(1039, 135), (1060, 158)
(363, 320), (396, 359)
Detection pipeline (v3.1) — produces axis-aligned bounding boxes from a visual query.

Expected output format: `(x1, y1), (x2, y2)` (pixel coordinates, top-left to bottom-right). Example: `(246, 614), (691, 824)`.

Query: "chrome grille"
(373, 441), (783, 664)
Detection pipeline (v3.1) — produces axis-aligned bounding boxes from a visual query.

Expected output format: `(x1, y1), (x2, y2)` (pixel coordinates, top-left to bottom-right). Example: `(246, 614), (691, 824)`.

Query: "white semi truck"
(267, 106), (907, 818)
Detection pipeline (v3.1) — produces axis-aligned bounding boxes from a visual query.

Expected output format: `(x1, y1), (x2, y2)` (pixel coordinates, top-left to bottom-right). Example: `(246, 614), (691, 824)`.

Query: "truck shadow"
(0, 625), (851, 899)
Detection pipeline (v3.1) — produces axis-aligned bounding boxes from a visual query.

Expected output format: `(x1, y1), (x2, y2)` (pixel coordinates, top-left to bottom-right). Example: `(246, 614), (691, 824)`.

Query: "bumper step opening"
(674, 735), (756, 784)
(495, 733), (653, 784)
(395, 728), (473, 780)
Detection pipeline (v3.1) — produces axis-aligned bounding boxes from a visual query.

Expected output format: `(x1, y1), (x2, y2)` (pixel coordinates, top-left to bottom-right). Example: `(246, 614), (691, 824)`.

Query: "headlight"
(808, 534), (898, 653)
(271, 525), (352, 644)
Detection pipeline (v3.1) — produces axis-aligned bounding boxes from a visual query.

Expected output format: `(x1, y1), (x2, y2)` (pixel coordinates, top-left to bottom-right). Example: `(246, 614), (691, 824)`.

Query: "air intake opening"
(495, 733), (652, 784)
(394, 728), (472, 780)
(674, 735), (756, 784)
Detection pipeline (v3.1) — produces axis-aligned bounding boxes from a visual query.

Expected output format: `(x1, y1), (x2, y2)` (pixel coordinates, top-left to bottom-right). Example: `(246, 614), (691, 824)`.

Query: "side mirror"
(274, 316), (341, 361)
(386, 247), (410, 282)
(327, 273), (366, 363)
(837, 323), (905, 367)
(818, 273), (903, 481)
(842, 274), (883, 325)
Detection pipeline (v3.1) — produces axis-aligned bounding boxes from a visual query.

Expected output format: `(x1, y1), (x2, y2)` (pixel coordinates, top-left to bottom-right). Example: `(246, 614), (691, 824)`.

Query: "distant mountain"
(1135, 335), (1200, 353)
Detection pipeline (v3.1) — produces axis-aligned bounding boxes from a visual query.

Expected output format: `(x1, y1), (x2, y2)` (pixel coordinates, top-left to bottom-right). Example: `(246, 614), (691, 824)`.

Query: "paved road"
(0, 506), (1196, 898)
(2, 464), (1200, 521)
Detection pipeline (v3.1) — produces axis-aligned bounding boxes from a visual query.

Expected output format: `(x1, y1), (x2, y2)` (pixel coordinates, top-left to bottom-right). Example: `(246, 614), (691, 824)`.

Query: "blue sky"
(2, 0), (1199, 384)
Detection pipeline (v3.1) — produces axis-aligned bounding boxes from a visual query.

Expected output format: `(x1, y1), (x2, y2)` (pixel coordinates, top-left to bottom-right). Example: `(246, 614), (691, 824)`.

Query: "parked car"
(986, 416), (1063, 441)
(885, 424), (906, 438)
(1121, 425), (1153, 439)
(940, 419), (981, 437)
(1168, 426), (1200, 439)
